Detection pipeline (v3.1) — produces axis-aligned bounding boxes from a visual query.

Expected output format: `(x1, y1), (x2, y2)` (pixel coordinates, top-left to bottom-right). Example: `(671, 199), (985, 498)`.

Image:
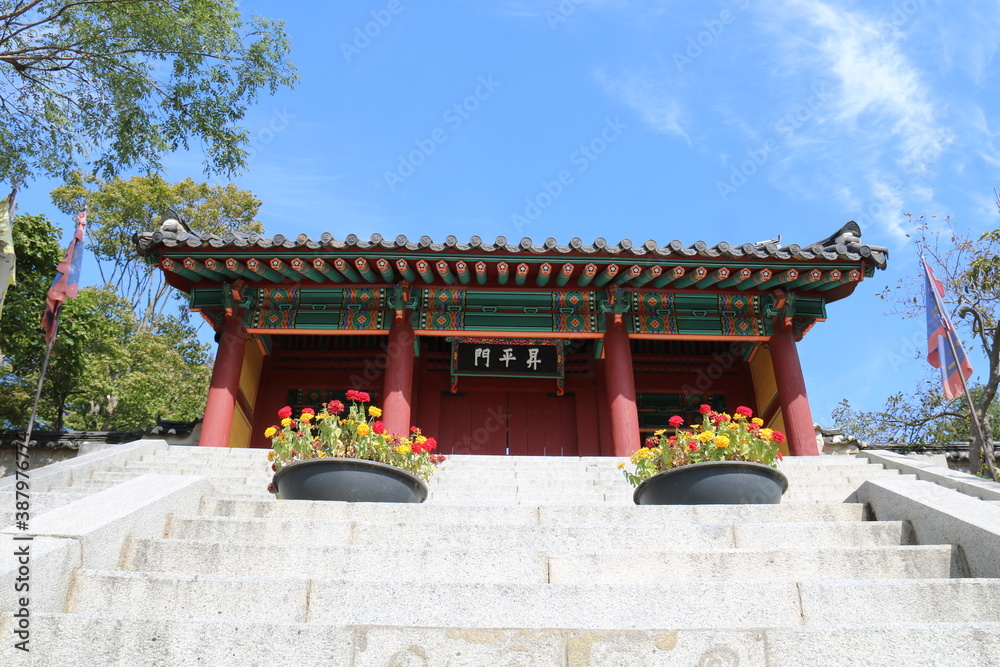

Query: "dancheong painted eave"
(134, 220), (888, 302)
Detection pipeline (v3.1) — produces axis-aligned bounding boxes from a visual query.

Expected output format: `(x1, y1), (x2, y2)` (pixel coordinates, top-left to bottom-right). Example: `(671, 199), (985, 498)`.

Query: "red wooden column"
(603, 319), (640, 456)
(769, 323), (819, 456)
(199, 314), (247, 447)
(382, 313), (415, 436)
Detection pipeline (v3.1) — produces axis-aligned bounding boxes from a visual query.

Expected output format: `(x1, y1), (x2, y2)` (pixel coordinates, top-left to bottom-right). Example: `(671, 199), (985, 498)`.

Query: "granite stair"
(2, 442), (999, 665)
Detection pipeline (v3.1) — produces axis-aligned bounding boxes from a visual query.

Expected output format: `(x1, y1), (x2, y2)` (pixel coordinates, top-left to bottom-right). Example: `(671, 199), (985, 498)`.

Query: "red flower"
(668, 435), (677, 442)
(668, 416), (684, 427)
(688, 442), (700, 452)
(346, 390), (371, 403)
(429, 454), (446, 465)
(747, 422), (760, 431)
(411, 441), (424, 454)
(327, 400), (344, 415)
(644, 435), (660, 448)
(776, 451), (784, 460)
(735, 406), (753, 418)
(423, 437), (437, 452)
(698, 404), (712, 414)
(410, 426), (420, 433)
(277, 406), (293, 419)
(372, 421), (385, 434)
(266, 482), (276, 494)
(301, 407), (315, 416)
(271, 463), (276, 472)
(773, 431), (786, 443)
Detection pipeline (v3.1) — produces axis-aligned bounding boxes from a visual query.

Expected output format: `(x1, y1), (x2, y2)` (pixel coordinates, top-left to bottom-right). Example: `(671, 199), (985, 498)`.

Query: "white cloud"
(596, 69), (691, 144)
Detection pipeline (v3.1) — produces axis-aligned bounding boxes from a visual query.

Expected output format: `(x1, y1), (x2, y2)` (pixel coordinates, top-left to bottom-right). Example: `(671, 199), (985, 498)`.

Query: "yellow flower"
(727, 422), (739, 431)
(698, 431), (714, 443)
(267, 450), (275, 461)
(617, 461), (626, 469)
(264, 427), (277, 438)
(356, 423), (371, 436)
(300, 413), (313, 422)
(713, 435), (730, 447)
(368, 406), (382, 417)
(396, 443), (412, 454)
(416, 435), (427, 444)
(280, 418), (292, 428)
(760, 428), (774, 441)
(751, 417), (764, 426)
(315, 413), (326, 420)
(317, 450), (328, 457)
(653, 429), (667, 436)
(343, 419), (354, 425)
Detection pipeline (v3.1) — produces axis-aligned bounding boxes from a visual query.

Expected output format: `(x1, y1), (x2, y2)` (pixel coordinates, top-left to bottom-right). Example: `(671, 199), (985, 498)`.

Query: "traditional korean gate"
(438, 392), (578, 456)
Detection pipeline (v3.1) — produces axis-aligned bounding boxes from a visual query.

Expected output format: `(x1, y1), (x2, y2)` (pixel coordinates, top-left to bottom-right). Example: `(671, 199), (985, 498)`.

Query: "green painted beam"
(267, 258), (300, 282)
(182, 258), (226, 281)
(556, 263), (575, 286)
(223, 258), (253, 280)
(715, 267), (752, 289)
(245, 258), (284, 282)
(671, 266), (708, 289)
(202, 258), (242, 280)
(515, 263), (529, 286)
(395, 259), (417, 282)
(353, 258), (378, 282)
(733, 268), (773, 290)
(333, 258), (361, 282)
(630, 265), (662, 287)
(576, 263), (598, 287)
(614, 264), (643, 286)
(455, 260), (471, 285)
(755, 269), (799, 291)
(288, 258), (326, 283)
(312, 259), (346, 283)
(784, 268), (823, 291)
(651, 266), (686, 288)
(593, 264), (619, 287)
(374, 258), (396, 283)
(474, 261), (488, 285)
(161, 258), (203, 282)
(536, 263), (552, 287)
(435, 260), (456, 285)
(414, 259), (435, 284)
(694, 267), (731, 289)
(814, 268), (862, 291)
(497, 261), (510, 285)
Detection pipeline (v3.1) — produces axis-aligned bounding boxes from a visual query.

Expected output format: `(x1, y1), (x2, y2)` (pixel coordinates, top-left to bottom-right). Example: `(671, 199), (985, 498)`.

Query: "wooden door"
(439, 392), (577, 456)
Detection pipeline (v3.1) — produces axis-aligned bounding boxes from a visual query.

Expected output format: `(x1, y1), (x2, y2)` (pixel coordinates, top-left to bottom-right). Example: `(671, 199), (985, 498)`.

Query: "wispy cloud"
(596, 69), (691, 144)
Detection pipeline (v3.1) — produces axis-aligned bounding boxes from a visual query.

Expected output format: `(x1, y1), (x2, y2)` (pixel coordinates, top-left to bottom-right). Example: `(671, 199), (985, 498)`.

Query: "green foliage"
(50, 171), (263, 326)
(0, 0), (297, 184)
(0, 214), (210, 431)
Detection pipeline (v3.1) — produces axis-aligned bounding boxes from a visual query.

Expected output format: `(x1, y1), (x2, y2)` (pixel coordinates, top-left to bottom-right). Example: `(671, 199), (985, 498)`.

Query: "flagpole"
(20, 307), (61, 468)
(921, 253), (998, 481)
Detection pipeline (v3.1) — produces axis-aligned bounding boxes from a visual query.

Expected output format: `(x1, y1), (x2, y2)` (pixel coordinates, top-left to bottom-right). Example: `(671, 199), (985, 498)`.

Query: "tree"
(0, 213), (210, 431)
(0, 0), (297, 185)
(50, 171), (263, 329)
(834, 212), (999, 479)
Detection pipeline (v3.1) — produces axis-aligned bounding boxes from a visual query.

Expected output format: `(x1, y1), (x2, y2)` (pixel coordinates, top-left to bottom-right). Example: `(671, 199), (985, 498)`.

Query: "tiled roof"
(136, 221), (888, 270)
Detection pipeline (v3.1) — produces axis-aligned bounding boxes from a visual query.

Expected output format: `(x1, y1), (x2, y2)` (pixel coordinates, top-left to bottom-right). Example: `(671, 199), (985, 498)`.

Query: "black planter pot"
(633, 460), (788, 505)
(272, 458), (428, 503)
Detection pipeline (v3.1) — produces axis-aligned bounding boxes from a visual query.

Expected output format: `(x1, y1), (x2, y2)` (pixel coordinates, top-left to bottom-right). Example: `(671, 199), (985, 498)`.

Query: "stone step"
(549, 545), (958, 583)
(165, 515), (910, 551)
(124, 540), (547, 583)
(7, 615), (999, 667)
(199, 496), (868, 524)
(0, 491), (88, 528)
(159, 578), (1000, 629)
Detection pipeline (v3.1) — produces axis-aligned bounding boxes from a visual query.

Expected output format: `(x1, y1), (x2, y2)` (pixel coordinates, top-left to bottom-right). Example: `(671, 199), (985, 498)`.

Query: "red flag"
(923, 258), (973, 399)
(41, 211), (86, 345)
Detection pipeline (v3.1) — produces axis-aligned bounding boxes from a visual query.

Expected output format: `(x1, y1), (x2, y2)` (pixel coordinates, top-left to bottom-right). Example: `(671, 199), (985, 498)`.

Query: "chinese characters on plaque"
(453, 340), (562, 378)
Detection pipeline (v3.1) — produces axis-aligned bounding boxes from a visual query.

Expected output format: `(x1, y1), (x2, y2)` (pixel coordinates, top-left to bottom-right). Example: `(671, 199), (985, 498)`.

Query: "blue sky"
(13, 0), (1000, 427)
